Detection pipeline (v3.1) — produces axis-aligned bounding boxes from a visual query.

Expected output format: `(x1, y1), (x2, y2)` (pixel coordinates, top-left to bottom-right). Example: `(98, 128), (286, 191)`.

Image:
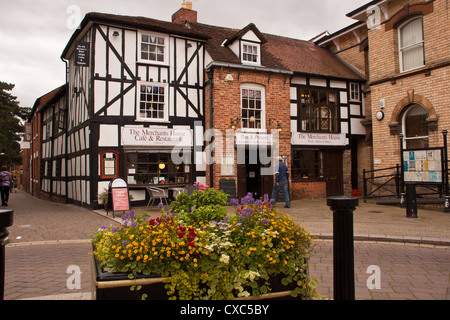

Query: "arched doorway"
(401, 104), (429, 149)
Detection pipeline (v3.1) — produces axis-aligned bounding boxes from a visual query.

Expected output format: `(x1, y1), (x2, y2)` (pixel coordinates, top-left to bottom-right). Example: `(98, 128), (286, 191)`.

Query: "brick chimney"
(172, 1), (197, 24)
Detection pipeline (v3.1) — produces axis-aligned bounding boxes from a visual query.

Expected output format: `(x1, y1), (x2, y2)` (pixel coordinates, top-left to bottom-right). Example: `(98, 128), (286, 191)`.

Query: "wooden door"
(325, 150), (344, 197)
(237, 164), (247, 199)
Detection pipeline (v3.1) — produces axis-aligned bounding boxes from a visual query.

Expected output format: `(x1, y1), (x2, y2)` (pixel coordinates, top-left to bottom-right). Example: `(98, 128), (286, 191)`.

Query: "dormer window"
(242, 42), (259, 64)
(241, 41), (260, 65)
(223, 23), (266, 66)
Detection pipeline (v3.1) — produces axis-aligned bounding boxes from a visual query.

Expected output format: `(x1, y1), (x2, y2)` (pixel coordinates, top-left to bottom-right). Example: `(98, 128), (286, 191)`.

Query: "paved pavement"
(2, 190), (450, 300)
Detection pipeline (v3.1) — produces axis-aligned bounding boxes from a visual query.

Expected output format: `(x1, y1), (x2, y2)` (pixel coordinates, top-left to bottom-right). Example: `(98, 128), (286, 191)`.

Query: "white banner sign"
(121, 127), (193, 147)
(236, 133), (273, 146)
(291, 132), (347, 146)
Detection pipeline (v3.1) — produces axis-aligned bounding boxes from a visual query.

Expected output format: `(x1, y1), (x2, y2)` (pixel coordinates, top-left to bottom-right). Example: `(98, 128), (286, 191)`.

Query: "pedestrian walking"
(0, 165), (12, 206)
(271, 157), (290, 208)
(12, 175), (18, 193)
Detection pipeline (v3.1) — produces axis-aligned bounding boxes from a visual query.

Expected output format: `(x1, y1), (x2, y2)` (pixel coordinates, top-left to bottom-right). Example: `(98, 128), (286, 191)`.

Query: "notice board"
(403, 148), (443, 184)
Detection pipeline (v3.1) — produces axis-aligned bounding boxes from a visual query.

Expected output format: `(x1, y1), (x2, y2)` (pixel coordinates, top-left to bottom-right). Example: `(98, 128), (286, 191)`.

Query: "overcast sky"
(0, 0), (369, 109)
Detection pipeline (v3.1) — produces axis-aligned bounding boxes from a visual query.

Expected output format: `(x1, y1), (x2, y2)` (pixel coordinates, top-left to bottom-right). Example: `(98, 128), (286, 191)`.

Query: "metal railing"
(363, 165), (401, 201)
(363, 163), (449, 203)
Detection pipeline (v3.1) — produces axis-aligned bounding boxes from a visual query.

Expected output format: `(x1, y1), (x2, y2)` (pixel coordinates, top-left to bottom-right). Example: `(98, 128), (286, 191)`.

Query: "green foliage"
(92, 193), (321, 300)
(171, 188), (229, 224)
(0, 82), (30, 166)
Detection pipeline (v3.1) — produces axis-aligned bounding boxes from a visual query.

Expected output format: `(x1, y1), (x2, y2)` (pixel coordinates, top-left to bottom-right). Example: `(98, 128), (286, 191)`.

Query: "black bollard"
(405, 185), (418, 218)
(327, 196), (358, 300)
(0, 209), (14, 300)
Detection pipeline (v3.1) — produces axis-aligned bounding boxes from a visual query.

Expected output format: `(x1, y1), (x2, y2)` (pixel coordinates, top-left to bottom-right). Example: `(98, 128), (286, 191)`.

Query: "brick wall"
(205, 67), (291, 193)
(291, 181), (326, 199)
(320, 0), (450, 196)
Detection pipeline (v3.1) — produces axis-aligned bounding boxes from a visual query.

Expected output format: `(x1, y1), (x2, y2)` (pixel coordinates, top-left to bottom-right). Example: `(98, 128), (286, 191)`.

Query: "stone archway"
(388, 90), (438, 135)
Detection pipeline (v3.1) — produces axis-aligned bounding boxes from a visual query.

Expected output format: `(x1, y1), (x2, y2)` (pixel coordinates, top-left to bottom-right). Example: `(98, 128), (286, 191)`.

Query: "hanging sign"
(75, 42), (90, 67)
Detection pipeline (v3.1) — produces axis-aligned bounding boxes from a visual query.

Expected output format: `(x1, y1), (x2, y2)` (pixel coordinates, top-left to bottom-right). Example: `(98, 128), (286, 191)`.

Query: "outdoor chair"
(146, 187), (169, 208)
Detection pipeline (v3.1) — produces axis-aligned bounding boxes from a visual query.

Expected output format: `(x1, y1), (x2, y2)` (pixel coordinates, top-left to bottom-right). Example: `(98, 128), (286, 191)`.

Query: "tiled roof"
(29, 84), (66, 121)
(186, 21), (363, 80)
(62, 12), (363, 80)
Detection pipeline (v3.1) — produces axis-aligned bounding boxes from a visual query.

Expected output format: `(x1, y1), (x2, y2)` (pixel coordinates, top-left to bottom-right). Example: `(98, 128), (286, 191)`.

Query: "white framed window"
(137, 82), (168, 122)
(241, 41), (260, 65)
(241, 84), (265, 131)
(350, 83), (360, 102)
(138, 32), (168, 64)
(399, 18), (425, 72)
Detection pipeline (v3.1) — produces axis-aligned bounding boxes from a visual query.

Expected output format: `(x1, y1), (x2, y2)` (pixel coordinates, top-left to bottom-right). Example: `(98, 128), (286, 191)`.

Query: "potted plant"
(91, 191), (320, 300)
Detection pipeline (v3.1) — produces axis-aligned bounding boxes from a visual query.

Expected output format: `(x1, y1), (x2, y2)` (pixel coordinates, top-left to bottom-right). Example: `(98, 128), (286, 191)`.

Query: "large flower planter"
(91, 250), (306, 300)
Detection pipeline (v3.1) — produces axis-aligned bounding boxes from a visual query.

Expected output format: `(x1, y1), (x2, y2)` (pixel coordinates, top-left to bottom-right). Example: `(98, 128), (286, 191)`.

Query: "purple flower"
(230, 198), (239, 206)
(101, 225), (107, 230)
(158, 202), (165, 210)
(122, 240), (129, 247)
(129, 210), (135, 219)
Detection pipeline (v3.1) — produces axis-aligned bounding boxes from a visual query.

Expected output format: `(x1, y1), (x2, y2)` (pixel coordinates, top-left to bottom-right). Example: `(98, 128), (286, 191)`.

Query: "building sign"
(121, 126), (193, 147)
(291, 132), (347, 146)
(75, 42), (90, 67)
(235, 133), (273, 146)
(403, 148), (443, 184)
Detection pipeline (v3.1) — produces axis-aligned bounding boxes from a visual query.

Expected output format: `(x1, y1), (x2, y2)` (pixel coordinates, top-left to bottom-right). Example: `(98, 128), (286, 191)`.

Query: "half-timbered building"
(26, 2), (369, 208)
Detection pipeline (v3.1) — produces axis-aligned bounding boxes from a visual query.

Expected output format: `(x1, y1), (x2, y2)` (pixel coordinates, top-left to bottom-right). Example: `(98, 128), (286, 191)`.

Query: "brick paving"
(2, 190), (450, 300)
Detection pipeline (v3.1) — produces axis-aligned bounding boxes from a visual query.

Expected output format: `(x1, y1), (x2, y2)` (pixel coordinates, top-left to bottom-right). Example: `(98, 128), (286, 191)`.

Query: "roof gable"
(223, 23), (267, 46)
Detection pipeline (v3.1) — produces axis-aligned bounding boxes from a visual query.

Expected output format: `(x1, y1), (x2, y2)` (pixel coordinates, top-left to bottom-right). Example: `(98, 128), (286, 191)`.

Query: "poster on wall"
(403, 148), (443, 184)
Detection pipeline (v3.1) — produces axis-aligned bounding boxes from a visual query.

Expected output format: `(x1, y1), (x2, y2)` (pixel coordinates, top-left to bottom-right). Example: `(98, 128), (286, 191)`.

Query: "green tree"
(0, 82), (30, 166)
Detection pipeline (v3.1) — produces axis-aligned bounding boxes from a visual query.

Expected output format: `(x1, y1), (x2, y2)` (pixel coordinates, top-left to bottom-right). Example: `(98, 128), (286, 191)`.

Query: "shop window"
(137, 83), (168, 122)
(399, 18), (425, 72)
(401, 104), (429, 149)
(126, 152), (190, 185)
(100, 151), (119, 179)
(291, 149), (324, 180)
(300, 89), (338, 133)
(241, 84), (265, 130)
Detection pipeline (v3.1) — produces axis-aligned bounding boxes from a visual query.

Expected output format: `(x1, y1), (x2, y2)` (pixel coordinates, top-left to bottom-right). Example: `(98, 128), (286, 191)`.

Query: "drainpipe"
(206, 69), (214, 188)
(61, 57), (69, 203)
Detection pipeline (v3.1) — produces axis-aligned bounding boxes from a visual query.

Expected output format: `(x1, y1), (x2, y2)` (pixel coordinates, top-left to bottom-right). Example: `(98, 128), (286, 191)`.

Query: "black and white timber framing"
(59, 14), (208, 208)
